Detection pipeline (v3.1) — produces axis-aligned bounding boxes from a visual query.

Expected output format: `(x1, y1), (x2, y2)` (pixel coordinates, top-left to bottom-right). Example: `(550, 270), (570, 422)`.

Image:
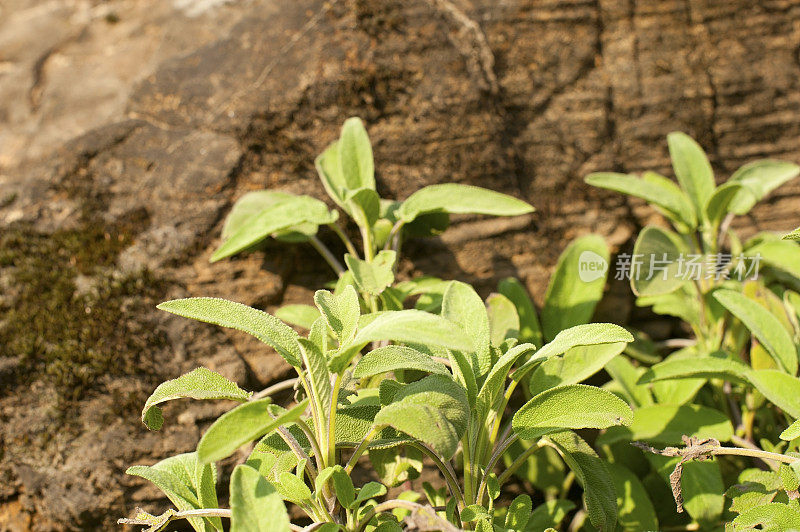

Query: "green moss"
(0, 214), (167, 402)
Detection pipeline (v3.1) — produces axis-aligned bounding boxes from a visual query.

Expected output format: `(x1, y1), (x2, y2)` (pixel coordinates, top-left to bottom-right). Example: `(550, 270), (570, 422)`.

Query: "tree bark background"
(1, 0), (799, 529)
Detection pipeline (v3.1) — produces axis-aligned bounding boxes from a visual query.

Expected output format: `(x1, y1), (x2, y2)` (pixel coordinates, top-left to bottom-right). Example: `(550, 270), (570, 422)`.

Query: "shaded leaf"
(631, 226), (687, 297)
(598, 404), (733, 446)
(314, 286), (360, 344)
(498, 277), (543, 346)
(549, 431), (617, 531)
(274, 304), (320, 330)
(606, 462), (658, 532)
(542, 235), (610, 341)
(747, 369), (800, 418)
(487, 293), (520, 346)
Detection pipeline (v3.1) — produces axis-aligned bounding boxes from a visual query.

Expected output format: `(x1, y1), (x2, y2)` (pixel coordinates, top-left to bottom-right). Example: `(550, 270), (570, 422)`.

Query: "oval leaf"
(230, 465), (289, 532)
(398, 183), (533, 223)
(542, 234), (609, 341)
(513, 384), (632, 440)
(667, 132), (715, 218)
(353, 345), (449, 378)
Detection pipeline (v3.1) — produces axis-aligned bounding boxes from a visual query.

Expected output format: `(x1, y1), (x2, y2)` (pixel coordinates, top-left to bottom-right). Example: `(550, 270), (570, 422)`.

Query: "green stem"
(407, 441), (465, 511)
(295, 418), (324, 472)
(462, 435), (475, 504)
(309, 235), (345, 275)
(497, 439), (547, 486)
(345, 425), (383, 474)
(328, 223), (360, 258)
(327, 374), (343, 467)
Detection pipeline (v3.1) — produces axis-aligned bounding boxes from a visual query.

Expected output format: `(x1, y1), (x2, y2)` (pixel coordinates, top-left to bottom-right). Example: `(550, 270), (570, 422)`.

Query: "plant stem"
(497, 439), (546, 486)
(345, 425), (383, 474)
(407, 441), (465, 510)
(327, 374), (343, 467)
(477, 433), (519, 504)
(295, 418), (325, 472)
(462, 435), (475, 504)
(309, 235), (345, 275)
(251, 377), (298, 401)
(328, 223), (360, 258)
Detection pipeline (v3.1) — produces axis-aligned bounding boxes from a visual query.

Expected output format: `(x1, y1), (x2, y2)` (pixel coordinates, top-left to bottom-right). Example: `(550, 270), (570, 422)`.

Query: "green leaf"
(126, 453), (219, 532)
(598, 404), (733, 446)
(747, 239), (800, 280)
(524, 500), (575, 532)
(195, 460), (222, 531)
(345, 251), (396, 296)
(197, 399), (309, 464)
(529, 342), (626, 396)
(346, 187), (381, 230)
(631, 226), (687, 297)
(374, 375), (469, 459)
(277, 471), (312, 503)
(369, 446), (423, 487)
(667, 132), (716, 218)
(398, 183), (534, 223)
(352, 310), (473, 352)
(353, 345), (449, 378)
(141, 367), (250, 431)
(542, 235), (610, 342)
(639, 353), (752, 385)
(498, 277), (543, 346)
(230, 465), (289, 532)
(487, 293), (520, 346)
(316, 141), (347, 208)
(330, 466), (356, 509)
(784, 226), (800, 241)
(314, 286), (360, 344)
(476, 343), (536, 418)
(505, 494), (532, 530)
(747, 369), (800, 418)
(157, 298), (302, 368)
(298, 337), (331, 415)
(274, 304), (320, 330)
(548, 431), (617, 531)
(727, 159), (800, 215)
(352, 481), (387, 509)
(442, 281), (492, 379)
(781, 419), (800, 441)
(516, 323), (634, 376)
(585, 171), (696, 229)
(733, 502), (800, 531)
(338, 117), (375, 191)
(680, 460), (725, 525)
(604, 355), (654, 408)
(606, 462), (658, 532)
(713, 289), (798, 375)
(513, 384), (632, 440)
(705, 182), (744, 228)
(221, 190), (319, 242)
(211, 195), (336, 262)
